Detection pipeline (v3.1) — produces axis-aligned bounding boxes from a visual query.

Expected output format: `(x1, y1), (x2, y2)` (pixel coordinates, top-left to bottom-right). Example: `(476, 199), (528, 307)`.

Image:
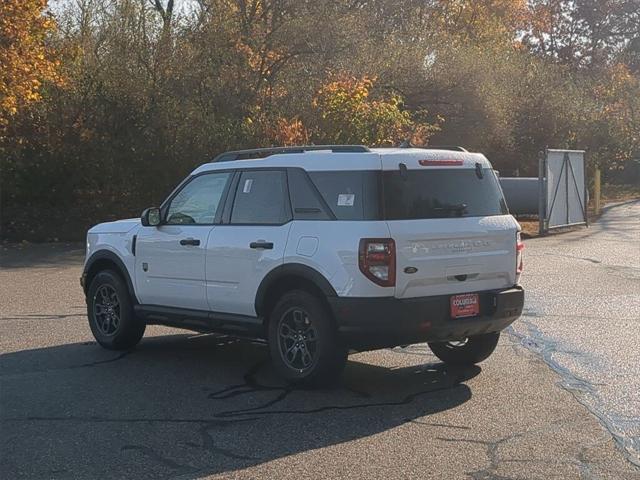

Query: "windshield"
(382, 168), (508, 220)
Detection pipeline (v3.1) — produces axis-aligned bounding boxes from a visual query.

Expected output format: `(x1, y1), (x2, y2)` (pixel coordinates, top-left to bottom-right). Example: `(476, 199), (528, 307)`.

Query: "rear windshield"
(382, 169), (508, 220)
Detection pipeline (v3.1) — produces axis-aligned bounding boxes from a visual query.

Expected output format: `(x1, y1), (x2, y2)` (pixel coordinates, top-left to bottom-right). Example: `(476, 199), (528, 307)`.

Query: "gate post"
(594, 167), (601, 215)
(538, 150), (546, 235)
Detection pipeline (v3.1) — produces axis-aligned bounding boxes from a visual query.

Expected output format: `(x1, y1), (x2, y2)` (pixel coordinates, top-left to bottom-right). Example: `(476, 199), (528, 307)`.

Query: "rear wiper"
(399, 162), (408, 180)
(433, 203), (467, 212)
(433, 203), (467, 217)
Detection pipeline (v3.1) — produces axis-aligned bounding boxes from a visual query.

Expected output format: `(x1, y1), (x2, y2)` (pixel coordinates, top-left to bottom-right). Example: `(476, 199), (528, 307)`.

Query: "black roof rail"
(212, 145), (370, 162)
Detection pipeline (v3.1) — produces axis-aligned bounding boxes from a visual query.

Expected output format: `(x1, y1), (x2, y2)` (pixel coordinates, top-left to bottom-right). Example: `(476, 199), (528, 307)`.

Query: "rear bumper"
(328, 286), (524, 350)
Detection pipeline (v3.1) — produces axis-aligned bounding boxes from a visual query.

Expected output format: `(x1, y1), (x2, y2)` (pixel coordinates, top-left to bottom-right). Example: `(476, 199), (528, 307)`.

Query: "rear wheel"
(428, 332), (500, 366)
(268, 290), (347, 386)
(87, 270), (145, 350)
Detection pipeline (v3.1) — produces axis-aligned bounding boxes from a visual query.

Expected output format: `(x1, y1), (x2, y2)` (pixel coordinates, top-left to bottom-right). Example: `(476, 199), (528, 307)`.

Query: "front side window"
(231, 170), (291, 224)
(166, 172), (231, 225)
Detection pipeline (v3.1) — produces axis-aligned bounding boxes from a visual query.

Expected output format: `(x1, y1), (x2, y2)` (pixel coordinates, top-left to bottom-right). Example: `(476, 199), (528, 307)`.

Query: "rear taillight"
(359, 238), (396, 287)
(516, 232), (525, 275)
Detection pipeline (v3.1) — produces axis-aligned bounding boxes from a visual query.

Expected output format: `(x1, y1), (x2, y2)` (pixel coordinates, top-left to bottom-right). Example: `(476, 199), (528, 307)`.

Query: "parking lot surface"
(1, 203), (639, 479)
(513, 200), (640, 466)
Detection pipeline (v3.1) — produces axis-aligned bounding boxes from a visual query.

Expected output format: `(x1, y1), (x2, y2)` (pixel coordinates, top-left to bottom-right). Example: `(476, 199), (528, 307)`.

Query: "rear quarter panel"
(284, 220), (394, 297)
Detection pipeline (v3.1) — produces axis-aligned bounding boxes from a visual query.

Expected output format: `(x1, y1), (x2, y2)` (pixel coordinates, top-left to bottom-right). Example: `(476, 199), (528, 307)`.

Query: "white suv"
(82, 145), (524, 385)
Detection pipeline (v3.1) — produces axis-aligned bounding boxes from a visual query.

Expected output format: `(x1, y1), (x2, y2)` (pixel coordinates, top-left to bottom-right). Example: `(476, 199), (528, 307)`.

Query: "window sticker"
(242, 179), (253, 193)
(337, 193), (355, 207)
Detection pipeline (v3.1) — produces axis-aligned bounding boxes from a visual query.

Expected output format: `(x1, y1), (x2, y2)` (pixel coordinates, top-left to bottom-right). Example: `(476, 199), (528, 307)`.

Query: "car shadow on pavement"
(0, 333), (479, 478)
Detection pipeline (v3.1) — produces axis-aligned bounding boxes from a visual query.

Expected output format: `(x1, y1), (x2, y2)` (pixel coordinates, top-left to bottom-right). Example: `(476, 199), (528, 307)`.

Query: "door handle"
(250, 241), (274, 250)
(180, 238), (200, 246)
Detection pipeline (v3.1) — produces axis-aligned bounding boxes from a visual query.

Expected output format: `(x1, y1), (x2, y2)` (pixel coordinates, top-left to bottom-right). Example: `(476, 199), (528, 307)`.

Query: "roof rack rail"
(212, 145), (370, 162)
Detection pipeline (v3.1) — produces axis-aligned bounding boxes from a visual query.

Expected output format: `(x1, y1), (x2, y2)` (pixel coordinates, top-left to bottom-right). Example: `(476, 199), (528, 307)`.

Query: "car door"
(205, 169), (292, 317)
(135, 171), (232, 310)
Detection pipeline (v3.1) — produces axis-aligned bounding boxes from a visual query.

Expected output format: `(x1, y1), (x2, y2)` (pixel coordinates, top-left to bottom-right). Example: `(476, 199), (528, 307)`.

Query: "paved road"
(1, 205), (639, 479)
(512, 200), (640, 466)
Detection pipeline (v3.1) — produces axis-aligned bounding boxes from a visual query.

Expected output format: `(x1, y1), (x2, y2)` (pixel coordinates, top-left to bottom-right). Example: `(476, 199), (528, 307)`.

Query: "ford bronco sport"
(82, 145), (524, 385)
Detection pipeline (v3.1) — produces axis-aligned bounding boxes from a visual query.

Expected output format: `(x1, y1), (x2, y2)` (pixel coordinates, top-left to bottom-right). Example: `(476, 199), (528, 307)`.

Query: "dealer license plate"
(450, 293), (480, 319)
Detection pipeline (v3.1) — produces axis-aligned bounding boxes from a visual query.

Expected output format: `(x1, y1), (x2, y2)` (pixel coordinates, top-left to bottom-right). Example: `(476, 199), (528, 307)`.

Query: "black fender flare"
(254, 263), (337, 316)
(83, 250), (138, 303)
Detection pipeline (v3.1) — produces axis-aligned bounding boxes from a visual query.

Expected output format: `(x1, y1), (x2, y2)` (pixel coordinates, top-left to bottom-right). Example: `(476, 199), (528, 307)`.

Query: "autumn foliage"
(0, 0), (61, 130)
(0, 0), (638, 241)
(311, 75), (438, 146)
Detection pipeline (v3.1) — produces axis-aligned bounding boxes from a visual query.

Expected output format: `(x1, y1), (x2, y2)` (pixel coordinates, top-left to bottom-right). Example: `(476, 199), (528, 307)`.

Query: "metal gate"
(539, 149), (587, 234)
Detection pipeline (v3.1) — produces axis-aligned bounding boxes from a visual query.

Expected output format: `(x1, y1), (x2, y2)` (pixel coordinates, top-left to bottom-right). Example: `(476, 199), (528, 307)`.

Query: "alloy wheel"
(277, 307), (318, 372)
(93, 285), (121, 336)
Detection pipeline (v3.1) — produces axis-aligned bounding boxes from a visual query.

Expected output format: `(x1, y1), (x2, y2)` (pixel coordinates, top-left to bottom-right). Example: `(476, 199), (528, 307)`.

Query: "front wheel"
(428, 332), (500, 366)
(87, 270), (146, 350)
(268, 290), (347, 387)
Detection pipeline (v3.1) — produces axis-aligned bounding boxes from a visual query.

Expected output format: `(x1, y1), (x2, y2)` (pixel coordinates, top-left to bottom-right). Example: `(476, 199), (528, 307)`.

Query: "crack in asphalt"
(209, 361), (470, 419)
(121, 445), (199, 476)
(5, 336), (634, 478)
(530, 252), (640, 280)
(77, 350), (132, 368)
(0, 349), (132, 377)
(507, 320), (640, 468)
(3, 416), (257, 425)
(439, 424), (601, 480)
(438, 432), (526, 480)
(189, 423), (257, 460)
(406, 419), (471, 430)
(577, 444), (595, 480)
(3, 358), (472, 474)
(0, 313), (87, 321)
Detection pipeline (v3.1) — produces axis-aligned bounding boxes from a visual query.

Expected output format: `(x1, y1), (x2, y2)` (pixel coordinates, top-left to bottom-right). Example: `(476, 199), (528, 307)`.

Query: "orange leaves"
(267, 117), (310, 146)
(313, 75), (375, 123)
(234, 38), (285, 78)
(592, 64), (639, 163)
(311, 74), (439, 146)
(0, 0), (63, 130)
(314, 75), (374, 104)
(247, 74), (439, 148)
(244, 110), (309, 147)
(434, 0), (531, 45)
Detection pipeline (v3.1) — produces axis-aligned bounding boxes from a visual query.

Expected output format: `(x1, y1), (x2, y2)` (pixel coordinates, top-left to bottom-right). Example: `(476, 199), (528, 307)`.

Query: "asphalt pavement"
(1, 203), (639, 479)
(511, 200), (640, 467)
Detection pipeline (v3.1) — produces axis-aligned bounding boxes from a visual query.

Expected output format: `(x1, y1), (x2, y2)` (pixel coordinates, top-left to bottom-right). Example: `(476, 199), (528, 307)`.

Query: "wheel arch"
(83, 250), (138, 304)
(255, 263), (337, 320)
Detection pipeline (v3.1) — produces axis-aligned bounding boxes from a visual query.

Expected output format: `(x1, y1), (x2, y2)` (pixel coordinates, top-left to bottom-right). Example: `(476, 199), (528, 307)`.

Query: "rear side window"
(231, 170), (291, 224)
(383, 169), (508, 220)
(308, 171), (379, 220)
(287, 168), (332, 220)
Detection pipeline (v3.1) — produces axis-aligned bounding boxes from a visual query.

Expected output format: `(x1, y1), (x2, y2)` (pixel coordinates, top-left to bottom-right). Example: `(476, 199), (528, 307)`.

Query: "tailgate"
(388, 216), (517, 298)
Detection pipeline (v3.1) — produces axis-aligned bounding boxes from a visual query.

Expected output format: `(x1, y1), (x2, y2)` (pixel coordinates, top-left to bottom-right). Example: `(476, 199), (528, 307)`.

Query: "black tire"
(428, 332), (500, 366)
(268, 290), (347, 387)
(87, 270), (146, 350)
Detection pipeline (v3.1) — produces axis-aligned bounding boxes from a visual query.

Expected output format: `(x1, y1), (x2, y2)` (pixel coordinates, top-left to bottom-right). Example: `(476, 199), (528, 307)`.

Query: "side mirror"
(141, 207), (161, 227)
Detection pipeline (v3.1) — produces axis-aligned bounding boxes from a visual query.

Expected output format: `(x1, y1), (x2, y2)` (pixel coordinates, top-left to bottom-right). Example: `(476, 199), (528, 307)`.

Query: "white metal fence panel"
(544, 149), (587, 231)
